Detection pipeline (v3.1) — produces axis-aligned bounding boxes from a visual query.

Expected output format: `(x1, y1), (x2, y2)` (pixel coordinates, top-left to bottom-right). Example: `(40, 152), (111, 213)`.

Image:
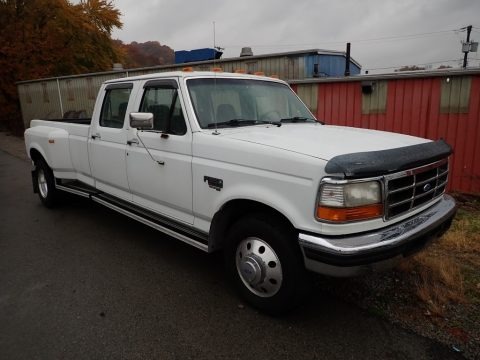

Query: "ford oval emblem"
(423, 183), (432, 192)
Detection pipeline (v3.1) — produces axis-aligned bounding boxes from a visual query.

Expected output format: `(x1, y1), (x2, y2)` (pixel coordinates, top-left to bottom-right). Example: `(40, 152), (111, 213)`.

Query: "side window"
(140, 86), (187, 135)
(100, 87), (132, 128)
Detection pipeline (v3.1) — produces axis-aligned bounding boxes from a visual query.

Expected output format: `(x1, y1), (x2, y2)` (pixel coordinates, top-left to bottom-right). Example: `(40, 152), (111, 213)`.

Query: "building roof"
(209, 48), (362, 68)
(289, 67), (480, 84)
(17, 48), (361, 84)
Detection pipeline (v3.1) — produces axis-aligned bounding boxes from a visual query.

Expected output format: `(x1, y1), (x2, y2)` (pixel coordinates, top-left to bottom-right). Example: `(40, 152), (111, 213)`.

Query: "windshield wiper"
(207, 119), (281, 128)
(280, 117), (325, 124)
(280, 116), (318, 123)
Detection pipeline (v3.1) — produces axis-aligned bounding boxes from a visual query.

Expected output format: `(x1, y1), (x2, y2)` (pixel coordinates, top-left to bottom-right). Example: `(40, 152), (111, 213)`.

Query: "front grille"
(385, 159), (449, 219)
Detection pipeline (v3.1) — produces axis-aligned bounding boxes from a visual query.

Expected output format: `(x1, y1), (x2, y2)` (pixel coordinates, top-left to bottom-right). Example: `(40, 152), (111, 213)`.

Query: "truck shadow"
(49, 195), (459, 360)
(60, 194), (355, 313)
(58, 193), (391, 318)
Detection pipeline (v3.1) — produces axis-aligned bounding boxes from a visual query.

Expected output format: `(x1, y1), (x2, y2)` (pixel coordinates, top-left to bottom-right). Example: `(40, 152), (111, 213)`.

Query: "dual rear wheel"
(34, 158), (59, 208)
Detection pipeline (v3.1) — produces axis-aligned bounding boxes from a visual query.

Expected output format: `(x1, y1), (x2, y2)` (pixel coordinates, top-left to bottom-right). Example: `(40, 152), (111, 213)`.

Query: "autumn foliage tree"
(395, 65), (426, 72)
(117, 41), (174, 68)
(0, 0), (124, 134)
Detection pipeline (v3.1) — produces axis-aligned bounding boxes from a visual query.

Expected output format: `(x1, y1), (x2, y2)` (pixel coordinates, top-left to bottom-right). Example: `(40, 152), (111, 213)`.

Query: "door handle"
(127, 138), (139, 145)
(91, 133), (101, 140)
(129, 135), (165, 166)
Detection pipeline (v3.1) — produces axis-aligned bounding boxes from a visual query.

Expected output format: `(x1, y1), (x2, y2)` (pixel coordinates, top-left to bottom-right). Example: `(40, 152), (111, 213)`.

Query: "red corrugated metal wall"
(292, 75), (480, 194)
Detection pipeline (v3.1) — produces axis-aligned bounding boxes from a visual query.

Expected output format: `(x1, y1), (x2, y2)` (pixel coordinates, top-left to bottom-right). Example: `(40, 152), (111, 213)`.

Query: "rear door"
(89, 83), (133, 201)
(125, 79), (194, 224)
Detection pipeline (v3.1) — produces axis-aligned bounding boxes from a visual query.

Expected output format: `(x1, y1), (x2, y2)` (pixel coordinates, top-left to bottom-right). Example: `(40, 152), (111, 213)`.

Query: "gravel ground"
(315, 257), (480, 359)
(0, 131), (28, 161)
(2, 130), (478, 359)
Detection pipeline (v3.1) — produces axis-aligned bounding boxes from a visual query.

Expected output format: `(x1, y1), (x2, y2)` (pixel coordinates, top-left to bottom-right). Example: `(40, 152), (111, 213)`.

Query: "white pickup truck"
(25, 71), (456, 313)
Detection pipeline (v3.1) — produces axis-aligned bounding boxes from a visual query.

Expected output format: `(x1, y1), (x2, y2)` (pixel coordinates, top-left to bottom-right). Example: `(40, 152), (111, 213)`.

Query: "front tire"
(225, 214), (310, 314)
(35, 158), (58, 208)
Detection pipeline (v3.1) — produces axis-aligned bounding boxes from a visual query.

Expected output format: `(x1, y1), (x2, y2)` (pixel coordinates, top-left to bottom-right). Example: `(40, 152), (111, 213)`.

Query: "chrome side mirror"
(130, 112), (154, 129)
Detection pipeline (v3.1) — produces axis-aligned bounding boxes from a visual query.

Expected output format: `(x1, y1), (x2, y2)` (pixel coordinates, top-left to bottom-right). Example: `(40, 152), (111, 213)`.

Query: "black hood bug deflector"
(325, 139), (453, 178)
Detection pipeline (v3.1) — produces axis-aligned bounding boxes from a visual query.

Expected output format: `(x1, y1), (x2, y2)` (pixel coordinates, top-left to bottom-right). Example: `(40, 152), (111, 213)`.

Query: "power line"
(366, 58), (463, 71)
(223, 28), (458, 49)
(221, 27), (474, 73)
(353, 29), (456, 43)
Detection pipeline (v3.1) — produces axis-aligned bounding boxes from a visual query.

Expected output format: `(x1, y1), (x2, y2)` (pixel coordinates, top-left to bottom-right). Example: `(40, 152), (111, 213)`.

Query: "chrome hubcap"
(239, 254), (263, 285)
(236, 237), (283, 297)
(37, 169), (48, 198)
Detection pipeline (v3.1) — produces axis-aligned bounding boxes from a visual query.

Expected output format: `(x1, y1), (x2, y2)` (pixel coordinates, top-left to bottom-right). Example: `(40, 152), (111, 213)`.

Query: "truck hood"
(217, 123), (429, 160)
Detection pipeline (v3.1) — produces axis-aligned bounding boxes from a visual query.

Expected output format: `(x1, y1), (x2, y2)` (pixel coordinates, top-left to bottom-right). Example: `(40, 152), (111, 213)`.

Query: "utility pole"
(463, 25), (472, 68)
(344, 42), (351, 76)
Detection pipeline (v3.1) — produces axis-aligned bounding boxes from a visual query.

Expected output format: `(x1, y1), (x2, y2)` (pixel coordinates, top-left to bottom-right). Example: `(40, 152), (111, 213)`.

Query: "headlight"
(316, 180), (383, 222)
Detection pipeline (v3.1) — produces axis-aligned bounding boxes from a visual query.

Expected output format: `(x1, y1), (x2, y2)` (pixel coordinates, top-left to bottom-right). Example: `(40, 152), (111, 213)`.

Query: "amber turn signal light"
(317, 204), (383, 222)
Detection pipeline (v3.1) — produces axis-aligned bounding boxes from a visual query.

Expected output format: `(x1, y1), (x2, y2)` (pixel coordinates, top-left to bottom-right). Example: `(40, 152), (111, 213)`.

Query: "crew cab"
(24, 71), (456, 313)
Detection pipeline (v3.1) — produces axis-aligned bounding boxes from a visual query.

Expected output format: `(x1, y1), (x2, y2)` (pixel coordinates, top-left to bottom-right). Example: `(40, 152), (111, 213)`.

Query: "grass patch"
(315, 194), (480, 358)
(398, 195), (480, 314)
(399, 253), (465, 315)
(442, 208), (480, 254)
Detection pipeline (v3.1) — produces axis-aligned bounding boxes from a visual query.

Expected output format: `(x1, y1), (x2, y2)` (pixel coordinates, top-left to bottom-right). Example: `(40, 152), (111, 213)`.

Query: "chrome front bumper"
(298, 194), (457, 277)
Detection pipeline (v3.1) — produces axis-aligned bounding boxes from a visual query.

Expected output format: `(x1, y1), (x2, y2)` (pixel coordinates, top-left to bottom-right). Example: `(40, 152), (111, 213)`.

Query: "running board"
(91, 195), (209, 252)
(56, 179), (98, 198)
(55, 179), (209, 252)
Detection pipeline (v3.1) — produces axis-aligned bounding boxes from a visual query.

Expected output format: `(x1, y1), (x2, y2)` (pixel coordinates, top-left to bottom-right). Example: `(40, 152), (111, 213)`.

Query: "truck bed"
(29, 119), (90, 137)
(26, 119), (92, 182)
(42, 118), (92, 125)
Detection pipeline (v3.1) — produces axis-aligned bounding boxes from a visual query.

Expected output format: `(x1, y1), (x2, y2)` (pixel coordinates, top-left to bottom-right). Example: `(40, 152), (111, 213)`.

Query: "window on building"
(296, 84), (318, 114)
(440, 76), (471, 114)
(362, 80), (388, 114)
(247, 61), (257, 74)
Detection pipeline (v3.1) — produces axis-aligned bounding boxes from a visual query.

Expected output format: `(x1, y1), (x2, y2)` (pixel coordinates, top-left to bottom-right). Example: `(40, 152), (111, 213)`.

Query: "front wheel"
(225, 214), (310, 314)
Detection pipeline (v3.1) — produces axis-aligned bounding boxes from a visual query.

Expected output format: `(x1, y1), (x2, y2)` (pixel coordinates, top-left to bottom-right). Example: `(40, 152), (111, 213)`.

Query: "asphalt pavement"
(0, 150), (464, 360)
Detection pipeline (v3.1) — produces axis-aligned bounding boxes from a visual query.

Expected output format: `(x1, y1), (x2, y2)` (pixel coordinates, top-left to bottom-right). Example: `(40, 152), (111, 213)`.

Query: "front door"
(89, 83), (132, 201)
(126, 79), (194, 224)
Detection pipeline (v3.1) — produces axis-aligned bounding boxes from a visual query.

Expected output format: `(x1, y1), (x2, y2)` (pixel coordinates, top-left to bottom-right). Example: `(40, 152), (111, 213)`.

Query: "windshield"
(187, 78), (317, 129)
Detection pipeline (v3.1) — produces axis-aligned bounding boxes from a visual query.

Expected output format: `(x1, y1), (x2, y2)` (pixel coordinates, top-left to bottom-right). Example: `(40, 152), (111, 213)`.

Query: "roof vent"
(240, 47), (253, 57)
(112, 63), (124, 71)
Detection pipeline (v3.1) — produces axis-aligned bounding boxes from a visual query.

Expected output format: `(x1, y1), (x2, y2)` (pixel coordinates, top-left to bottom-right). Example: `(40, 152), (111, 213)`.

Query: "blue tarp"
(175, 48), (223, 64)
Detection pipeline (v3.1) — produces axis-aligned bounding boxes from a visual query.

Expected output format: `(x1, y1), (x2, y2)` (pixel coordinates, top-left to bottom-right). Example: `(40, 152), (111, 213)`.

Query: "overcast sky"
(110, 0), (480, 73)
